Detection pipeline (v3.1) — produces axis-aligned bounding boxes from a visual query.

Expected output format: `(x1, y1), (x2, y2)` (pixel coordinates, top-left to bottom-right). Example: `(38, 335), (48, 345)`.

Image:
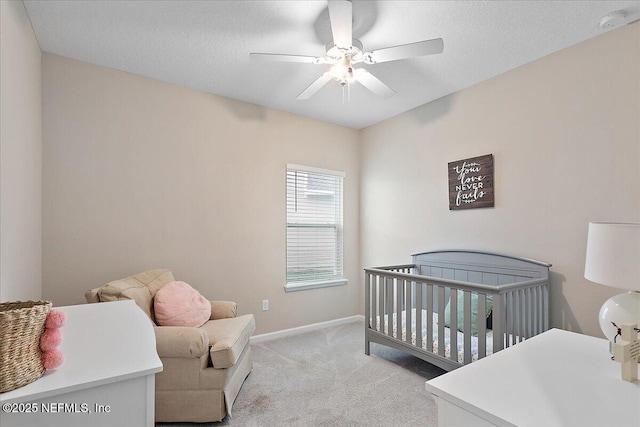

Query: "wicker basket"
(0, 300), (52, 393)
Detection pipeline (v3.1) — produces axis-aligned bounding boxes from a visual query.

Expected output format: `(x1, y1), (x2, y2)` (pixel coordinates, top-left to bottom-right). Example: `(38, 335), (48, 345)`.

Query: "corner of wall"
(0, 0), (43, 302)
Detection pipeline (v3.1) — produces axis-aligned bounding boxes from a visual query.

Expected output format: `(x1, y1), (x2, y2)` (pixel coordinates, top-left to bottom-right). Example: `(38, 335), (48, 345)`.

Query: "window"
(285, 164), (346, 292)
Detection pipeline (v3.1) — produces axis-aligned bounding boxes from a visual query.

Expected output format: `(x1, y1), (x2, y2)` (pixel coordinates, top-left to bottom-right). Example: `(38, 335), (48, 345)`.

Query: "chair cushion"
(97, 269), (174, 322)
(154, 281), (212, 328)
(200, 314), (255, 369)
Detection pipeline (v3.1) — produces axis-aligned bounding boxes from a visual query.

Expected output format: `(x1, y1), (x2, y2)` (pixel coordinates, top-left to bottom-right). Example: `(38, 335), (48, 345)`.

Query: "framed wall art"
(448, 154), (494, 210)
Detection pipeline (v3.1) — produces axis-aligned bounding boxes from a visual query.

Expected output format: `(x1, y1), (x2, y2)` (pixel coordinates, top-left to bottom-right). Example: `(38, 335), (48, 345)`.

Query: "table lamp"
(584, 222), (640, 351)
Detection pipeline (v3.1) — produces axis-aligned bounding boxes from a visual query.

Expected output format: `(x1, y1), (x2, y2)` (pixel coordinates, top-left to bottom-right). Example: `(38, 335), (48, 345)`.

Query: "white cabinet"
(0, 300), (163, 427)
(426, 328), (640, 427)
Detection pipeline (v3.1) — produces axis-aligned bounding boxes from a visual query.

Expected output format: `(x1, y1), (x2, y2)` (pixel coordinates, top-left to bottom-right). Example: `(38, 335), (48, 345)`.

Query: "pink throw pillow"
(154, 281), (211, 327)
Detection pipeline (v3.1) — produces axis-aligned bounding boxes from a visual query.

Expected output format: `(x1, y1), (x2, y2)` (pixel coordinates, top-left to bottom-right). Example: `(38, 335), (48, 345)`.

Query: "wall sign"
(448, 154), (494, 210)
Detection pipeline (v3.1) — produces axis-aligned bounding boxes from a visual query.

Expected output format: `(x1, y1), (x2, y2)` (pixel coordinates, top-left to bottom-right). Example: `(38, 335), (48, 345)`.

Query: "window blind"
(286, 165), (344, 286)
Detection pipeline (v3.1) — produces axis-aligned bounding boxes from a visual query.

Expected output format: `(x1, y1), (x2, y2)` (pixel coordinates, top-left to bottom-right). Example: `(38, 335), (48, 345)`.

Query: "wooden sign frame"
(448, 154), (494, 210)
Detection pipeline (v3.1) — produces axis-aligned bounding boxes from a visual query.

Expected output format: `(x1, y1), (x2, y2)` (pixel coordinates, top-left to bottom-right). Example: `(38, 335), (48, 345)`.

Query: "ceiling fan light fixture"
(329, 56), (356, 84)
(251, 0), (443, 101)
(329, 65), (351, 83)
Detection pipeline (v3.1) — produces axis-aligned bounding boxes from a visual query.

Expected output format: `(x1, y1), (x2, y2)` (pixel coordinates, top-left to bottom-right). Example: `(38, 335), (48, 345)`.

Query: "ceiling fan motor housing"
(326, 39), (363, 62)
(250, 0), (443, 100)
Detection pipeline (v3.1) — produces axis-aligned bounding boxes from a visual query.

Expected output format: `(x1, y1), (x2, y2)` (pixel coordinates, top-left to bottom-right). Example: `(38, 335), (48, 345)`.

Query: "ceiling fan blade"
(297, 73), (333, 100)
(328, 0), (353, 49)
(364, 38), (444, 64)
(354, 69), (395, 99)
(250, 53), (326, 64)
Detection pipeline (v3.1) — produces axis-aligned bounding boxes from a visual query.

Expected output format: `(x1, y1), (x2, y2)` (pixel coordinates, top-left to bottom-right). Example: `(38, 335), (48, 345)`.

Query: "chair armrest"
(155, 326), (208, 358)
(85, 287), (101, 303)
(210, 301), (237, 320)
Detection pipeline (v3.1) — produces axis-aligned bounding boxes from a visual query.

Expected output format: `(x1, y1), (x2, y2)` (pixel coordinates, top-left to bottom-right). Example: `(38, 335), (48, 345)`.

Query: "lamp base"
(599, 291), (640, 354)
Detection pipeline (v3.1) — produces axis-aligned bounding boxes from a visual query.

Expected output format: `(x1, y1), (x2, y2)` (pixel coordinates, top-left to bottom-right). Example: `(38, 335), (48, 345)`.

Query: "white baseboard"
(250, 314), (364, 344)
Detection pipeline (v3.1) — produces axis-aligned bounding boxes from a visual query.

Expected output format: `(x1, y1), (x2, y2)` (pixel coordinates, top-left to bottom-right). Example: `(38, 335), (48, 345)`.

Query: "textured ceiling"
(24, 1), (640, 129)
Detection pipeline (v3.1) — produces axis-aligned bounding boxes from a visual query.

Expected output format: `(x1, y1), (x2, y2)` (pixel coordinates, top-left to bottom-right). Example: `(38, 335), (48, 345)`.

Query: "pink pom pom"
(40, 328), (62, 351)
(42, 349), (64, 369)
(45, 309), (66, 329)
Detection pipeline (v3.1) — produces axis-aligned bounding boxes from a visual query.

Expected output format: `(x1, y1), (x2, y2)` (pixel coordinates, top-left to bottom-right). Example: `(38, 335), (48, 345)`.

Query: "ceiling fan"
(250, 0), (444, 101)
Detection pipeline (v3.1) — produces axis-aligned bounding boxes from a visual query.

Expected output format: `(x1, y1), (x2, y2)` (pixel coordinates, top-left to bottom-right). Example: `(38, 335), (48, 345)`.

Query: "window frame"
(284, 163), (347, 292)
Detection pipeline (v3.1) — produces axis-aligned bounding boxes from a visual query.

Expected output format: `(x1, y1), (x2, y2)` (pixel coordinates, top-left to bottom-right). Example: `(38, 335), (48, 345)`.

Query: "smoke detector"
(600, 10), (627, 29)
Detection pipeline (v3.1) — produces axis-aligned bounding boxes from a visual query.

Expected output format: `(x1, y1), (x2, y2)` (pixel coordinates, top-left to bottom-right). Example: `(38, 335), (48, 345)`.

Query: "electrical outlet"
(262, 299), (269, 311)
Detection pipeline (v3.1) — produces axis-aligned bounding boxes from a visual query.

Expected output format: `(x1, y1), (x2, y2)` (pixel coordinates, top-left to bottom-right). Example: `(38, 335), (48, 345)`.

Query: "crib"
(364, 250), (551, 371)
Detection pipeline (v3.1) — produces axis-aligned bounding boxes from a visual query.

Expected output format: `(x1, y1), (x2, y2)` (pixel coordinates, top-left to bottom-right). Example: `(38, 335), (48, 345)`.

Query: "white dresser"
(0, 300), (163, 427)
(426, 328), (640, 427)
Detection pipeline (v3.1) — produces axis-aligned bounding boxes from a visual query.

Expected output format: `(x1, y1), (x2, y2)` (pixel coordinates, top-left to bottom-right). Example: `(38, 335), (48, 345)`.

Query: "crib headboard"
(412, 250), (551, 286)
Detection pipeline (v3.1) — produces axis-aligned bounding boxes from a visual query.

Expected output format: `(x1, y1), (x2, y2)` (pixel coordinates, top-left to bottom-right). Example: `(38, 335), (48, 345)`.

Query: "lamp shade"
(584, 222), (640, 291)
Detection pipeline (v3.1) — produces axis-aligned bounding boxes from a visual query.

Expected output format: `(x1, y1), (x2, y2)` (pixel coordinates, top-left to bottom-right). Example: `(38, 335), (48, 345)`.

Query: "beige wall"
(0, 0), (42, 302)
(42, 54), (359, 334)
(360, 22), (640, 338)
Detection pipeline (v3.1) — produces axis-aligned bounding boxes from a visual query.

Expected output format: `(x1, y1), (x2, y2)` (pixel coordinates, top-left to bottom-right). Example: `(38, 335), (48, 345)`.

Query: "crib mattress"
(375, 309), (494, 364)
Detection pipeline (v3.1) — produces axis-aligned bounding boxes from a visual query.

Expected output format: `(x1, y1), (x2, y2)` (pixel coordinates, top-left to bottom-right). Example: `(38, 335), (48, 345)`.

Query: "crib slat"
(378, 277), (386, 332)
(543, 285), (549, 331)
(493, 293), (503, 352)
(438, 286), (445, 357)
(530, 288), (536, 337)
(513, 291), (522, 344)
(509, 291), (515, 347)
(514, 290), (520, 343)
(405, 280), (412, 344)
(378, 276), (385, 333)
(373, 275), (377, 331)
(416, 282), (423, 349)
(518, 290), (524, 343)
(375, 277), (380, 322)
(463, 291), (472, 364)
(523, 289), (530, 340)
(373, 275), (379, 332)
(387, 277), (394, 337)
(383, 276), (389, 335)
(539, 285), (544, 333)
(478, 293), (487, 359)
(531, 286), (540, 336)
(523, 289), (528, 341)
(538, 285), (543, 334)
(513, 290), (522, 344)
(518, 289), (523, 342)
(450, 289), (458, 362)
(530, 286), (536, 336)
(396, 279), (403, 339)
(426, 283), (433, 352)
(504, 292), (511, 348)
(524, 288), (530, 339)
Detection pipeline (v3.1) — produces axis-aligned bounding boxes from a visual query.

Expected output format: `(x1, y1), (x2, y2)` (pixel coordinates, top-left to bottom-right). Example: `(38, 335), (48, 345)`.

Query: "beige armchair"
(85, 269), (255, 423)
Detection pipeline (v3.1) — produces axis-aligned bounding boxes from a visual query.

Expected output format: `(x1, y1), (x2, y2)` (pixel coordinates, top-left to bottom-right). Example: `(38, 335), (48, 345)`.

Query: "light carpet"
(157, 319), (445, 426)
